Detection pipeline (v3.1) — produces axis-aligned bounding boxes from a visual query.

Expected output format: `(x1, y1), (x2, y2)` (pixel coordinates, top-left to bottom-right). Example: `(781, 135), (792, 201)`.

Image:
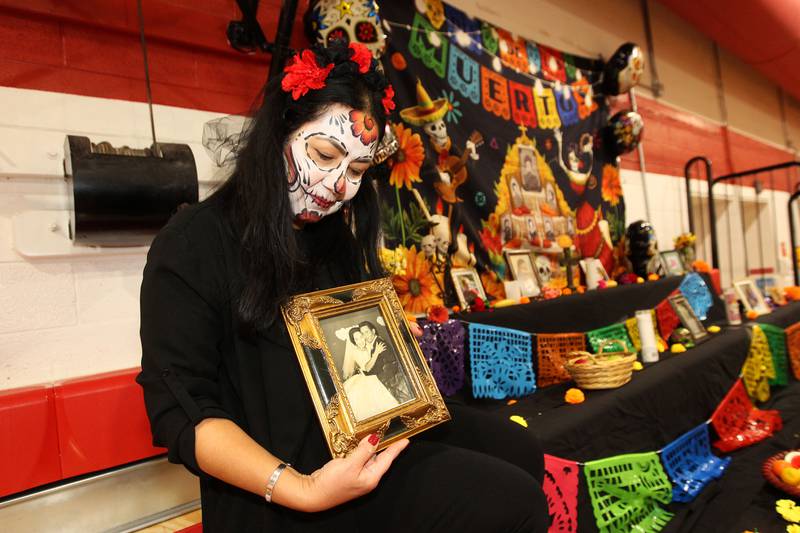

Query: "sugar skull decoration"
(625, 220), (662, 278)
(604, 110), (644, 157)
(306, 0), (387, 59)
(602, 42), (645, 95)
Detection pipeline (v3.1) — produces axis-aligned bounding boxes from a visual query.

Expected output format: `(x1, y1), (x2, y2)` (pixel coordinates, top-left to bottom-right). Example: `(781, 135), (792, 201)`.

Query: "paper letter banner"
(508, 80), (537, 128)
(584, 452), (674, 533)
(543, 454), (579, 533)
(660, 424), (730, 503)
(710, 379), (782, 452)
(380, 0), (624, 312)
(468, 323), (535, 399)
(448, 46), (480, 104)
(481, 65), (511, 120)
(409, 12), (449, 78)
(759, 323), (789, 386)
(418, 319), (466, 396)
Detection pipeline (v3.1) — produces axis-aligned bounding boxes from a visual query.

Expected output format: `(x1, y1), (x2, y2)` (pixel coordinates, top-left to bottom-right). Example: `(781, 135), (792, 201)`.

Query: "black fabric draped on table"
(454, 275), (800, 532)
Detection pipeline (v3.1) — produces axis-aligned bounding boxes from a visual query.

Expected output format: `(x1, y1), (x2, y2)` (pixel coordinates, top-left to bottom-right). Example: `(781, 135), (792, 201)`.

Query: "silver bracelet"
(264, 462), (290, 503)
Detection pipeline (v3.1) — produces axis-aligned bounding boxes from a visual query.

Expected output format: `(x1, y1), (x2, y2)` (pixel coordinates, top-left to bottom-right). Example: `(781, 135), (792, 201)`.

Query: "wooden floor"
(135, 510), (202, 532)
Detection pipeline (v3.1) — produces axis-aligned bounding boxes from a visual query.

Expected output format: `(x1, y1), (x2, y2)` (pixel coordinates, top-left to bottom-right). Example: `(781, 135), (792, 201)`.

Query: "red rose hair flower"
(382, 84), (396, 115)
(281, 50), (334, 100)
(349, 42), (372, 74)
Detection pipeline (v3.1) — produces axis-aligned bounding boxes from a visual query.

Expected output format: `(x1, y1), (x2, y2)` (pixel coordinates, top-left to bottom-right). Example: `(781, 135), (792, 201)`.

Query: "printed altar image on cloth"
(319, 306), (415, 421)
(378, 0), (626, 312)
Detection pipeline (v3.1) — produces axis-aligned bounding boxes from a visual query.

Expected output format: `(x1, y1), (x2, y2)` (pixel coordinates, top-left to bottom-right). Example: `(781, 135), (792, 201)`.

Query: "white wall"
(0, 87), (224, 389)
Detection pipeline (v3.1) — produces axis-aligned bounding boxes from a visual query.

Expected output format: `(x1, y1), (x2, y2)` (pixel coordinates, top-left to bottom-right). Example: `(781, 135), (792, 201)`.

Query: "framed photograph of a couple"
(283, 278), (450, 458)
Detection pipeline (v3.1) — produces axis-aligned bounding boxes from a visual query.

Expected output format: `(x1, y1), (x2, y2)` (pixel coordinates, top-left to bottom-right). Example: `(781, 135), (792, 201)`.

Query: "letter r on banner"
(508, 80), (537, 128)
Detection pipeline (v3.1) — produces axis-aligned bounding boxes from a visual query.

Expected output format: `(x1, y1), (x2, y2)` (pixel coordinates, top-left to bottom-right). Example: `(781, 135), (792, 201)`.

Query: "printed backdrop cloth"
(378, 0), (625, 312)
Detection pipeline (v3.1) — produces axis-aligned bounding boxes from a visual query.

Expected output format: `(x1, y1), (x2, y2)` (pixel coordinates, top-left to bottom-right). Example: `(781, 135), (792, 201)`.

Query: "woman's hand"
(409, 322), (423, 338)
(280, 434), (409, 512)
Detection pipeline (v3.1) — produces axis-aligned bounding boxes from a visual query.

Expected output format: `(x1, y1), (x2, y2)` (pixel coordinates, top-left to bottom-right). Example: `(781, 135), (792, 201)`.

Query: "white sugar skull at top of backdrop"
(307, 0), (387, 59)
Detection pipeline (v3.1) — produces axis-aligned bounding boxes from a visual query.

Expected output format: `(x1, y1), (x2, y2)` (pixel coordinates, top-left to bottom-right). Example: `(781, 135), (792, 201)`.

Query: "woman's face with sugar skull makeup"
(285, 103), (379, 223)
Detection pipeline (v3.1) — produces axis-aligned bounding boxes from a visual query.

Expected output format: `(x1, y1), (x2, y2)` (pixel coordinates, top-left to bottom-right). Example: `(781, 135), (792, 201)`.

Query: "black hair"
(209, 42), (389, 334)
(348, 326), (363, 345)
(357, 320), (377, 332)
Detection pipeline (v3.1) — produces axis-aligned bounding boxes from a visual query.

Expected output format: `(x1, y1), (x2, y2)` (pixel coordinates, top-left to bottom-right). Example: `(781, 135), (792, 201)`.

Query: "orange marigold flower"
(601, 164), (622, 206)
(565, 388), (585, 404)
(692, 259), (711, 273)
(427, 305), (449, 323)
(392, 246), (441, 314)
(746, 310), (759, 320)
(388, 123), (424, 190)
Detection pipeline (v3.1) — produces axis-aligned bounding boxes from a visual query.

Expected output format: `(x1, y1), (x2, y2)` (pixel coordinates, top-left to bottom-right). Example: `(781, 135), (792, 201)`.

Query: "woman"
(341, 327), (399, 421)
(137, 42), (548, 532)
(358, 321), (414, 404)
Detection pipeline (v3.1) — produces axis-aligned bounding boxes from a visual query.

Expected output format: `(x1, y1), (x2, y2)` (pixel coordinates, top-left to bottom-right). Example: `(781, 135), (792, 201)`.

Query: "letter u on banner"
(508, 80), (537, 128)
(534, 87), (561, 129)
(481, 65), (511, 120)
(448, 46), (480, 104)
(555, 87), (579, 127)
(409, 12), (449, 78)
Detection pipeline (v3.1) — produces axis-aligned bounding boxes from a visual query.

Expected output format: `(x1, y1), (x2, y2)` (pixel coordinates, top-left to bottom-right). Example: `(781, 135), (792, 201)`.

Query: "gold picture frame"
(450, 267), (488, 311)
(282, 278), (450, 458)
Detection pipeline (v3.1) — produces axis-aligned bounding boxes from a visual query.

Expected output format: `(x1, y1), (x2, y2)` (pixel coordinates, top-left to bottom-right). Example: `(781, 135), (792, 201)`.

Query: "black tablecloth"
(455, 276), (800, 532)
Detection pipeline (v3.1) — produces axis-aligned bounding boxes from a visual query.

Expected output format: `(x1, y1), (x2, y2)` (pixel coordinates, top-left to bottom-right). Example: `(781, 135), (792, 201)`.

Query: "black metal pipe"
(683, 156), (712, 237)
(790, 189), (800, 285)
(712, 161), (800, 185)
(267, 0), (300, 81)
(703, 160), (800, 271)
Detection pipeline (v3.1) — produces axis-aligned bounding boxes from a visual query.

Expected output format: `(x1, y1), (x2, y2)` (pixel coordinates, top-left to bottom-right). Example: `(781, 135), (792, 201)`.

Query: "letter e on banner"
(481, 65), (511, 120)
(508, 80), (537, 128)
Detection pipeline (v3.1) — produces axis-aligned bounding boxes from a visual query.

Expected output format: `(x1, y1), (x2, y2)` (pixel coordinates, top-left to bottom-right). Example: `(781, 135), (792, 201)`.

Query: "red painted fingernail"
(368, 433), (379, 446)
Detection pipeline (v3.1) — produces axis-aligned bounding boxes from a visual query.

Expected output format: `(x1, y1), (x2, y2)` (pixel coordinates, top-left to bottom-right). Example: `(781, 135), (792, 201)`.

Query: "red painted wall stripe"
(0, 2), (795, 187)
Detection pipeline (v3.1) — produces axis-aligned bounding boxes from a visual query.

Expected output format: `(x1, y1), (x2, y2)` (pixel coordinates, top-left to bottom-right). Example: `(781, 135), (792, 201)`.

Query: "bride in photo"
(340, 326), (399, 421)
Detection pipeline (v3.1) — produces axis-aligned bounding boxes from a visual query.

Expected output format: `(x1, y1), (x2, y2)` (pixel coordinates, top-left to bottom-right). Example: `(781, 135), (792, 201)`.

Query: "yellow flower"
(708, 325), (721, 334)
(392, 245), (442, 314)
(388, 123), (424, 190)
(381, 247), (407, 276)
(671, 343), (687, 353)
(632, 361), (643, 371)
(777, 500), (800, 523)
(509, 415), (528, 427)
(601, 164), (622, 206)
(557, 234), (573, 249)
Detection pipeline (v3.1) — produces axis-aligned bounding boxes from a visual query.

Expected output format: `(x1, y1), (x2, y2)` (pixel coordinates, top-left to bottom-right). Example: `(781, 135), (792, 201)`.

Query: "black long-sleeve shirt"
(137, 198), (361, 531)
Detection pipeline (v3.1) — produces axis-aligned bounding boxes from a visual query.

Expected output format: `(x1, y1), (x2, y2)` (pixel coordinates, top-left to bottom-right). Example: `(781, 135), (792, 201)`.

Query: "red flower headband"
(281, 43), (395, 116)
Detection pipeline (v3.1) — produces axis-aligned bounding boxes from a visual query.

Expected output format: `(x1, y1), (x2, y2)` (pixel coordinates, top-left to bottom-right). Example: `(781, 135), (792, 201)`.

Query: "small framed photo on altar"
(282, 278), (450, 458)
(518, 145), (541, 191)
(504, 249), (541, 297)
(734, 279), (770, 315)
(451, 267), (488, 310)
(668, 293), (709, 343)
(660, 250), (685, 276)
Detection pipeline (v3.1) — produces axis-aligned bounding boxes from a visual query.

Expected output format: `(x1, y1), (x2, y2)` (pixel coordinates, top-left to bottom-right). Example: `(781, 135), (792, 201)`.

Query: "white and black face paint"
(285, 103), (379, 224)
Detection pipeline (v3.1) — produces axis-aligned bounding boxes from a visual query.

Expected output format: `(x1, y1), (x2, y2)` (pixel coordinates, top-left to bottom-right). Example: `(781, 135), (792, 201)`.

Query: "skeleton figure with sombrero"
(400, 80), (482, 212)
